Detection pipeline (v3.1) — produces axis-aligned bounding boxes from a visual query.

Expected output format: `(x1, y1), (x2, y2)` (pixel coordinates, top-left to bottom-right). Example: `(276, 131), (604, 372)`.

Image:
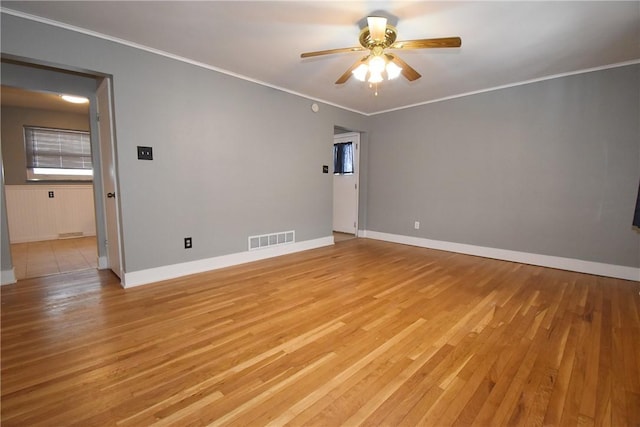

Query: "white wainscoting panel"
(5, 185), (96, 243)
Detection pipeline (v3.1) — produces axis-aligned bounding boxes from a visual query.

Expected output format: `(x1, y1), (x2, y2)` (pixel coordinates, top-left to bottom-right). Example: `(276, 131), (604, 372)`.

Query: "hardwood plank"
(2, 238), (639, 426)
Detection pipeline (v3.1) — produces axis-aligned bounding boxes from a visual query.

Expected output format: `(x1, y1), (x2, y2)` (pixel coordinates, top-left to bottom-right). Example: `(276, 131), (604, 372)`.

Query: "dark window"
(333, 142), (354, 175)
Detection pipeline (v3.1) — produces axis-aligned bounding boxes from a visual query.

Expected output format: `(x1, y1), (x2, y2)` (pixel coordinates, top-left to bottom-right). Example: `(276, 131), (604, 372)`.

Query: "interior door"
(96, 78), (122, 278)
(333, 132), (359, 234)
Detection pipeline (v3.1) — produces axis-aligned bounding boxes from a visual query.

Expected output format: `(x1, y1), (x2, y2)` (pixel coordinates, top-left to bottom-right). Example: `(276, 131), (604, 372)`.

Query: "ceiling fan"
(301, 16), (461, 86)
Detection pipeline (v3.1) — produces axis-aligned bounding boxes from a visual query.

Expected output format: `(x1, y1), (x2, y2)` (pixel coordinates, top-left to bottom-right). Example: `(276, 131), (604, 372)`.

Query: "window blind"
(24, 126), (92, 170)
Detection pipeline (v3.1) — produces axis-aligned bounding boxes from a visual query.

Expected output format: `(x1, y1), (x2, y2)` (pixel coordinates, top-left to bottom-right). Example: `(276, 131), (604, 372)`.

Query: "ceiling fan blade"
(385, 54), (421, 81)
(301, 46), (366, 58)
(367, 16), (388, 42)
(391, 37), (462, 50)
(335, 56), (370, 84)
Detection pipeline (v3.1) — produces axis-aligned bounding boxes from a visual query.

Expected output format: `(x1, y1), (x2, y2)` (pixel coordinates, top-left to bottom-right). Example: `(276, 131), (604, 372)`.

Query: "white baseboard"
(10, 233), (97, 244)
(122, 236), (334, 288)
(97, 256), (108, 270)
(1, 268), (17, 285)
(362, 230), (639, 282)
(10, 234), (59, 244)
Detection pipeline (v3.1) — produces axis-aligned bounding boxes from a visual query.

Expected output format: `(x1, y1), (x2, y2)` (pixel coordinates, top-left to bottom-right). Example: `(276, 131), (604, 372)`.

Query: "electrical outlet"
(322, 165), (329, 173)
(184, 237), (192, 249)
(414, 221), (420, 230)
(48, 191), (54, 198)
(137, 146), (153, 160)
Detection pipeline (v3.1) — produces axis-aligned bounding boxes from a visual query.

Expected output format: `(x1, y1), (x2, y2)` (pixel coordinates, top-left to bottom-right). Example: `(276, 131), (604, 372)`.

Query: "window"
(24, 126), (93, 181)
(333, 142), (354, 175)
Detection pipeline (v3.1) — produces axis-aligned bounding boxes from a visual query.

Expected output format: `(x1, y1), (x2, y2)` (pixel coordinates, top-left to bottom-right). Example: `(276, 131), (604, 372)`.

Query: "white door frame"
(0, 61), (120, 284)
(96, 77), (124, 281)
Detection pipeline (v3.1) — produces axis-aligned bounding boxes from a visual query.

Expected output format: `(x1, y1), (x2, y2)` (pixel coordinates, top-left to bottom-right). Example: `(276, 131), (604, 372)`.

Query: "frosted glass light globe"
(368, 71), (383, 83)
(368, 56), (386, 74)
(352, 64), (368, 81)
(386, 62), (402, 80)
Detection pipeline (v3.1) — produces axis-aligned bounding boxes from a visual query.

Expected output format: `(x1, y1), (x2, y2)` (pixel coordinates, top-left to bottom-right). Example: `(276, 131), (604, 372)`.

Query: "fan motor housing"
(359, 25), (398, 49)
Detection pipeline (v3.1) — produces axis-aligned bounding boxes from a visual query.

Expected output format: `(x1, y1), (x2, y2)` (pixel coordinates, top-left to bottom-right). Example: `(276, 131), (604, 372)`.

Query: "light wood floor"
(10, 236), (98, 280)
(2, 238), (639, 426)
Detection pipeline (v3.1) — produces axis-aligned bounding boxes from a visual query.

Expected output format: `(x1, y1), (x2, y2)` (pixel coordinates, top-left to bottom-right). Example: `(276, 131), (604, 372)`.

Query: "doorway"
(1, 85), (97, 279)
(333, 130), (360, 243)
(0, 59), (122, 284)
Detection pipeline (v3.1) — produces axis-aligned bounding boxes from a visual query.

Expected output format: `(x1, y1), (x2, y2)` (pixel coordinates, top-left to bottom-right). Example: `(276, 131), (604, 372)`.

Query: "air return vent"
(59, 232), (84, 239)
(249, 230), (295, 251)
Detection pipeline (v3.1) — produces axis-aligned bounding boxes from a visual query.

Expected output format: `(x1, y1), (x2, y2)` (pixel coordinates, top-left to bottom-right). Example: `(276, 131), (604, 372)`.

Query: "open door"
(333, 132), (360, 235)
(96, 78), (123, 279)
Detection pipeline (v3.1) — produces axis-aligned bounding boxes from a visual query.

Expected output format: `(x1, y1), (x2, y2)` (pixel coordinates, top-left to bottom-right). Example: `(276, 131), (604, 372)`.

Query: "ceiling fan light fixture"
(352, 63), (368, 81)
(386, 61), (402, 79)
(301, 13), (462, 88)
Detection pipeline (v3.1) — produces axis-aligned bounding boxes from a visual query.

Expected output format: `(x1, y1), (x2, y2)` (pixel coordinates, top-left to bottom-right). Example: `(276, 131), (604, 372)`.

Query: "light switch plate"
(137, 146), (153, 160)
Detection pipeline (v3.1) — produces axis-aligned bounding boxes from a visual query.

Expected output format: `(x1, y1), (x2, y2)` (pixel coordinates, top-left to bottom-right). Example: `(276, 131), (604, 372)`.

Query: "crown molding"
(0, 8), (368, 116)
(3, 7), (638, 117)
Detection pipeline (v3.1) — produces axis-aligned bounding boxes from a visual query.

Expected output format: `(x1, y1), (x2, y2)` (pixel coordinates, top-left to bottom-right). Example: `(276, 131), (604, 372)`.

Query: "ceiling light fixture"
(348, 18), (405, 95)
(351, 55), (403, 83)
(351, 52), (403, 95)
(301, 14), (462, 93)
(60, 94), (89, 104)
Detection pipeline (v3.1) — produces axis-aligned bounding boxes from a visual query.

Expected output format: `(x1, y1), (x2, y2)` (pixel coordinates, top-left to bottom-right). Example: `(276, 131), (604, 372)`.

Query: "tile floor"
(11, 236), (98, 280)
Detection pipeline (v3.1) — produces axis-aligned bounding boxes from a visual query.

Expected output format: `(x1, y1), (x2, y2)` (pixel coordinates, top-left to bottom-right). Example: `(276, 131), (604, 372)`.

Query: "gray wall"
(367, 64), (640, 268)
(2, 106), (90, 185)
(1, 13), (369, 274)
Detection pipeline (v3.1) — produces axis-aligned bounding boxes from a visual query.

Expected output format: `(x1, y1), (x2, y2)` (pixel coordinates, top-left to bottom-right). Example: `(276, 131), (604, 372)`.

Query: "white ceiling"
(3, 1), (639, 115)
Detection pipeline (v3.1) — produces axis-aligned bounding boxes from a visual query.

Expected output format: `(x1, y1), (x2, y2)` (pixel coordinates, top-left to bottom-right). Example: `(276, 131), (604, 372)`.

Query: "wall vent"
(59, 232), (84, 239)
(249, 230), (295, 251)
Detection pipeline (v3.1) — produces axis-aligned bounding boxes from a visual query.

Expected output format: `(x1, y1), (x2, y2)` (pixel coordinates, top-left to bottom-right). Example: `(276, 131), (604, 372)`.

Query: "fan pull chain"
(369, 82), (379, 96)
